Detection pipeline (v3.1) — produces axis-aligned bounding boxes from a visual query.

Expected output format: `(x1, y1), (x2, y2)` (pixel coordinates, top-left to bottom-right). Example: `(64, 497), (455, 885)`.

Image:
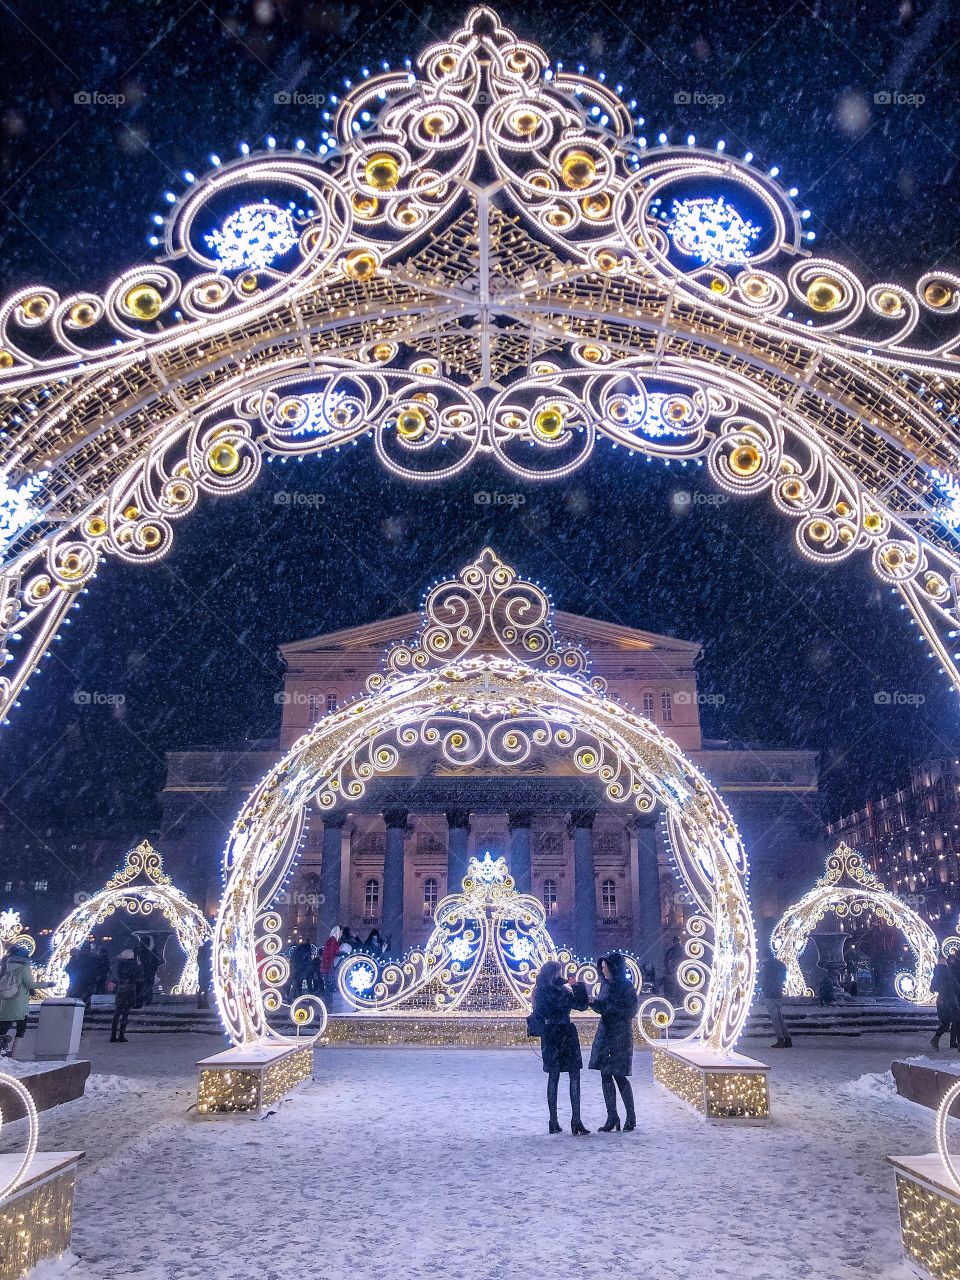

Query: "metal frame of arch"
(769, 842), (937, 1004)
(2, 9), (960, 726)
(43, 840), (211, 997)
(214, 548), (756, 1053)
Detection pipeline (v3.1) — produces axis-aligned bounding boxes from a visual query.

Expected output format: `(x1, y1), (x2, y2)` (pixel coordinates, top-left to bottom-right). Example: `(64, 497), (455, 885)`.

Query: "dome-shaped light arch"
(769, 842), (937, 1004)
(214, 549), (756, 1053)
(43, 841), (211, 997)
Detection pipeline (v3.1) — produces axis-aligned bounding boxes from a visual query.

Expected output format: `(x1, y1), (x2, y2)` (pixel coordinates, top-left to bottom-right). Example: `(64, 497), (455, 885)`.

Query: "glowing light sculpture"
(216, 548), (756, 1053)
(0, 909), (35, 959)
(769, 842), (937, 1003)
(1, 9), (960, 723)
(41, 840), (211, 997)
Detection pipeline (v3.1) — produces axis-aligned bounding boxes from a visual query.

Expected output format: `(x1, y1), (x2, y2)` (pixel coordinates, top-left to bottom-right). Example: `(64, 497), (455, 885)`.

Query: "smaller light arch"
(42, 841), (211, 996)
(770, 842), (938, 1004)
(0, 909), (36, 959)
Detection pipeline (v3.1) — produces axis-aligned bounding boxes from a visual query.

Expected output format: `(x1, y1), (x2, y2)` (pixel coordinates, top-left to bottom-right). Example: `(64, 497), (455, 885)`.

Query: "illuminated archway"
(2, 9), (960, 728)
(43, 840), (211, 996)
(769, 842), (937, 1003)
(215, 548), (756, 1052)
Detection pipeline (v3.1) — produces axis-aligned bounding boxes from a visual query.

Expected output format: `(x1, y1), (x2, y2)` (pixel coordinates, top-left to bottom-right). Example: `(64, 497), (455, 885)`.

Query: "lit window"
(423, 876), (438, 916)
(33, 879), (48, 892)
(601, 877), (617, 919)
(642, 690), (655, 716)
(542, 878), (558, 918)
(307, 691), (323, 722)
(660, 690), (673, 722)
(363, 877), (381, 921)
(2, 881), (11, 893)
(326, 691), (338, 713)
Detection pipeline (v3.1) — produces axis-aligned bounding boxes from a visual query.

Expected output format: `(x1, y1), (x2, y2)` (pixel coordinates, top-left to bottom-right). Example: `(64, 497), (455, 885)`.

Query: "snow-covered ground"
(1, 1028), (951, 1279)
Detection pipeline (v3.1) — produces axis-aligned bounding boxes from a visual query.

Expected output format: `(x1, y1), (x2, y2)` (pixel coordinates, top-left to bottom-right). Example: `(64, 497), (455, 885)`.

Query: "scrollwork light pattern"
(215, 549), (755, 1053)
(768, 842), (937, 1003)
(42, 840), (211, 997)
(1, 9), (960, 721)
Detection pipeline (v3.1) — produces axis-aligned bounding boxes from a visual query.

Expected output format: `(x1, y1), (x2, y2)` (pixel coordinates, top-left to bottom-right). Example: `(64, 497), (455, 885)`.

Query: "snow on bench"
(651, 1042), (770, 1123)
(888, 1153), (960, 1280)
(0, 1150), (83, 1280)
(196, 1039), (314, 1118)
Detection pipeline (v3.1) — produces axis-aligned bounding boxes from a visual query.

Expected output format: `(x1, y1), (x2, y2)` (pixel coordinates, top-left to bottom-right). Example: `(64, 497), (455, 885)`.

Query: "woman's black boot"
(548, 1117), (562, 1134)
(598, 1115), (621, 1132)
(571, 1118), (590, 1135)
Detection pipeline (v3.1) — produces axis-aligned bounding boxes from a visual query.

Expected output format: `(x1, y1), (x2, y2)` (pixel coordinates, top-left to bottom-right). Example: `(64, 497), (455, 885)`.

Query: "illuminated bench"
(196, 1040), (314, 1117)
(888, 1154), (960, 1280)
(652, 1043), (770, 1123)
(0, 1151), (83, 1280)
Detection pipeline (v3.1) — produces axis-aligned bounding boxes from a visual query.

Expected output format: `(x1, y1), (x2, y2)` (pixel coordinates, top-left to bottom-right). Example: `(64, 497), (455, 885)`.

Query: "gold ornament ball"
(396, 407), (427, 439)
(923, 279), (954, 308)
(69, 302), (97, 327)
(209, 441), (241, 476)
(509, 109), (540, 137)
(23, 294), (50, 320)
(806, 276), (845, 313)
(729, 443), (762, 476)
(364, 153), (400, 191)
(875, 289), (902, 315)
(125, 283), (163, 321)
(534, 404), (565, 438)
(560, 149), (597, 190)
(344, 249), (378, 281)
(581, 191), (611, 220)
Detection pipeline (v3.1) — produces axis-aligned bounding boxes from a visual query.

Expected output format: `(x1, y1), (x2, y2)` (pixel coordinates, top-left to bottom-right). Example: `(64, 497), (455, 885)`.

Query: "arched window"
(542, 878), (558, 918)
(363, 877), (381, 921)
(642, 690), (655, 716)
(423, 876), (439, 916)
(660, 689), (673, 722)
(601, 877), (617, 919)
(326, 691), (338, 713)
(307, 691), (323, 722)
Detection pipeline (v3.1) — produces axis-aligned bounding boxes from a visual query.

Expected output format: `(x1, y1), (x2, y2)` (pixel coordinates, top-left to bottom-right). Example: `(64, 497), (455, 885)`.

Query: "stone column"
(317, 812), (347, 944)
(507, 809), (533, 893)
(570, 809), (597, 959)
(446, 809), (472, 890)
(632, 816), (664, 972)
(382, 808), (408, 957)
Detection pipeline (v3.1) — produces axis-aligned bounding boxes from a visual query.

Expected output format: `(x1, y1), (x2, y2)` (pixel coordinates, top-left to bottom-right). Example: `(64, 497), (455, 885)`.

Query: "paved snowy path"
(4, 1031), (934, 1279)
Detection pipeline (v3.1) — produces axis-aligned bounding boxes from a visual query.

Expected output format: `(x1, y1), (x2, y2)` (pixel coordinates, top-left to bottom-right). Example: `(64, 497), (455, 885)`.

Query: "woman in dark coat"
(931, 957), (960, 1049)
(588, 952), (639, 1131)
(111, 949), (144, 1043)
(531, 961), (590, 1135)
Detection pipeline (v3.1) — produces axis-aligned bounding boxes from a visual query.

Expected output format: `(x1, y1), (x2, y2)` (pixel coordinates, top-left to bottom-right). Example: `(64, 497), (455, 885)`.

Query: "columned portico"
(632, 816), (664, 970)
(446, 809), (472, 889)
(382, 808), (408, 956)
(318, 812), (347, 943)
(507, 809), (533, 894)
(570, 808), (597, 959)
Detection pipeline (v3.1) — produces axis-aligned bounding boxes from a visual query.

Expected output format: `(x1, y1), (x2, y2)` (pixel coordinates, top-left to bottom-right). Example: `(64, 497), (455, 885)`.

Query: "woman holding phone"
(588, 952), (639, 1131)
(531, 961), (590, 1135)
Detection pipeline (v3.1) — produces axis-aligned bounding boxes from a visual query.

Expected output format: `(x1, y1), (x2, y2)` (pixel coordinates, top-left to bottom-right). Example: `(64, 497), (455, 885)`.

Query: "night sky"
(1, 0), (959, 838)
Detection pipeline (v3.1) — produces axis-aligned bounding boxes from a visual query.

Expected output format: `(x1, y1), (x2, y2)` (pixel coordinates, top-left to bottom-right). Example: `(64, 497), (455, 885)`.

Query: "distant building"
(160, 609), (822, 965)
(827, 756), (960, 929)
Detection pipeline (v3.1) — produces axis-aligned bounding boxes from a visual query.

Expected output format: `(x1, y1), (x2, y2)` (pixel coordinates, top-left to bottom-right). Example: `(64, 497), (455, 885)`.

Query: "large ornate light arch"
(43, 840), (211, 996)
(215, 548), (755, 1052)
(769, 842), (937, 1004)
(3, 9), (960, 724)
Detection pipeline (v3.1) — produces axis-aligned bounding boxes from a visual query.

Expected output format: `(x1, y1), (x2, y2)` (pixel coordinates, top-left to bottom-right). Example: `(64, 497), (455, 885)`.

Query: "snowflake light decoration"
(348, 963), (376, 994)
(448, 935), (473, 963)
(205, 203), (299, 272)
(0, 470), (48, 554)
(669, 196), (761, 264)
(931, 469), (960, 532)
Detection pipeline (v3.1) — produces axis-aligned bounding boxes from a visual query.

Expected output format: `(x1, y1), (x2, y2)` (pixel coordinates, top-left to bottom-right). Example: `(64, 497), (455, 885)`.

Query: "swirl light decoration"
(0, 909), (36, 959)
(1, 11), (960, 723)
(42, 840), (211, 997)
(215, 547), (755, 1052)
(338, 851), (639, 1014)
(769, 842), (937, 1003)
(0, 1073), (39, 1204)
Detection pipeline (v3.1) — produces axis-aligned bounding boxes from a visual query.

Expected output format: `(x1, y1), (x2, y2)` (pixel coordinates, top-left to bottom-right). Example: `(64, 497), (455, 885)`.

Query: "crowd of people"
(283, 925), (391, 1001)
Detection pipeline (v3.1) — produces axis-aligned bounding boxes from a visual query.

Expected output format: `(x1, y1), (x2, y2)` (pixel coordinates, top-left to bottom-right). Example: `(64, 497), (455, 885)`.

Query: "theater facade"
(160, 604), (822, 968)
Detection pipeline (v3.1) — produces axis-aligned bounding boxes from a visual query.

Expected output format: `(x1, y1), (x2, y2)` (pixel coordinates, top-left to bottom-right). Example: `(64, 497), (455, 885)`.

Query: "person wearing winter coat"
(531, 961), (590, 1135)
(931, 957), (960, 1049)
(0, 945), (46, 1055)
(137, 937), (160, 1006)
(196, 937), (213, 1010)
(588, 952), (640, 1131)
(111, 950), (144, 1043)
(761, 954), (793, 1049)
(65, 940), (97, 1008)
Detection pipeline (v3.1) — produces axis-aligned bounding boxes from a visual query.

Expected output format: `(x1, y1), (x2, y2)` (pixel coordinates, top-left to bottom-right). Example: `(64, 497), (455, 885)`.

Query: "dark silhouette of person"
(530, 961), (590, 1135)
(196, 937), (213, 1010)
(588, 952), (639, 1131)
(111, 949), (144, 1043)
(137, 937), (160, 1006)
